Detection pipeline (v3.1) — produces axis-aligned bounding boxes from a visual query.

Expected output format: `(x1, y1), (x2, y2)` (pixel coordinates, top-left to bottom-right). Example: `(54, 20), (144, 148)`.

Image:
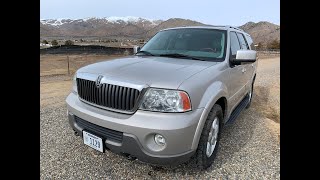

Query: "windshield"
(138, 28), (227, 61)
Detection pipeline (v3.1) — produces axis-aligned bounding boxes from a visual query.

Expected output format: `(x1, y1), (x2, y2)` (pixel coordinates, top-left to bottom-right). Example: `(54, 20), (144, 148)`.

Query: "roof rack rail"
(211, 25), (244, 32)
(226, 26), (244, 32)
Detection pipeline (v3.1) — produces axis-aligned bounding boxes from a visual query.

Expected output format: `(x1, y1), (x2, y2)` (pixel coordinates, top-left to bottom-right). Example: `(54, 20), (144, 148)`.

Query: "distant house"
(40, 43), (53, 47)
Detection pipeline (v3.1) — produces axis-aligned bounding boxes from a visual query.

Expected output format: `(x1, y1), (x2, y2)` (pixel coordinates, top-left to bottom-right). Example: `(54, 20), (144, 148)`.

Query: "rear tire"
(189, 104), (223, 170)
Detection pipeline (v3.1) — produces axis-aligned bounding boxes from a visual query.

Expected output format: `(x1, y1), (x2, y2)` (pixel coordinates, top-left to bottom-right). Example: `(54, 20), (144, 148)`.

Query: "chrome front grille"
(76, 78), (141, 112)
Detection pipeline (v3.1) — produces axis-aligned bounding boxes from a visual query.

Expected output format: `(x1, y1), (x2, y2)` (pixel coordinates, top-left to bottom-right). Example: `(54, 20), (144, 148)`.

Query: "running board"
(226, 95), (250, 124)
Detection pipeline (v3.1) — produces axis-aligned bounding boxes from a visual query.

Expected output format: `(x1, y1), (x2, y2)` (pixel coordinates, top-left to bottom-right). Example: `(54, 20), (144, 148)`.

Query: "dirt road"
(40, 56), (280, 179)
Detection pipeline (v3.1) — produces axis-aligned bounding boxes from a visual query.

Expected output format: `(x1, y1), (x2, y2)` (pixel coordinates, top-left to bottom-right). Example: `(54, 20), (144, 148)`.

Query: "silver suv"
(66, 26), (257, 169)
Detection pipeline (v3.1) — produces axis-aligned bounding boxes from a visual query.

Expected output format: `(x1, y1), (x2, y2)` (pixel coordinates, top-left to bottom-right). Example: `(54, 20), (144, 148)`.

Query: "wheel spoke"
(211, 134), (216, 144)
(206, 117), (220, 157)
(206, 142), (211, 155)
(214, 127), (219, 137)
(208, 132), (213, 142)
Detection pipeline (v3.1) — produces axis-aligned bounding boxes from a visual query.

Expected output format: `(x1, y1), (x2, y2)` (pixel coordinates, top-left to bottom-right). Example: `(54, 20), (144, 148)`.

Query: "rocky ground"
(40, 56), (280, 179)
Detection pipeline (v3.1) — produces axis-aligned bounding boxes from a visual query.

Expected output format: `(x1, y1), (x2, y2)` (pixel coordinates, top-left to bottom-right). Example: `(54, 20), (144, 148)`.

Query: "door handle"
(242, 68), (246, 73)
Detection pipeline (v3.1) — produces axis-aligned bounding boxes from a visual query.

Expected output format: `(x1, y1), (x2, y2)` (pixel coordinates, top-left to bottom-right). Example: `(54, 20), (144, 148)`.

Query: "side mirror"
(133, 46), (141, 54)
(232, 50), (257, 63)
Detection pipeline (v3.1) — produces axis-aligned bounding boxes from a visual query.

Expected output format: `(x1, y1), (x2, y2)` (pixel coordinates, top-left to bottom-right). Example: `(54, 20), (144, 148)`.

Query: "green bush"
(65, 40), (74, 45)
(51, 40), (58, 46)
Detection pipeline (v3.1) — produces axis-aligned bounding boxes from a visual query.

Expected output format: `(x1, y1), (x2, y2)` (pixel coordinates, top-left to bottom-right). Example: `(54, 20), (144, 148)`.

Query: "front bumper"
(66, 93), (205, 165)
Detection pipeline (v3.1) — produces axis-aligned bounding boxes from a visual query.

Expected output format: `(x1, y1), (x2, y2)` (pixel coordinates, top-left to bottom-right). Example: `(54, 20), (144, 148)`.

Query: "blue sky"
(40, 0), (280, 26)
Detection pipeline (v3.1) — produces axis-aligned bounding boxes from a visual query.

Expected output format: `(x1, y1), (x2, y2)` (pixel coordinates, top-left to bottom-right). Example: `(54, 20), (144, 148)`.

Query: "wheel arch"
(191, 93), (228, 150)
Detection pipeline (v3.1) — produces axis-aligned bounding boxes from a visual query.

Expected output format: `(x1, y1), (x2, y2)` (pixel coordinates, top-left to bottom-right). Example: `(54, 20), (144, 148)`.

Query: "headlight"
(139, 88), (191, 112)
(72, 73), (77, 94)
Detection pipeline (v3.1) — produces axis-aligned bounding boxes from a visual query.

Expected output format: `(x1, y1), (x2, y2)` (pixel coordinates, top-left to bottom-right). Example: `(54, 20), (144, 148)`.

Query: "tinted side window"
(237, 33), (249, 50)
(230, 32), (241, 57)
(245, 35), (254, 50)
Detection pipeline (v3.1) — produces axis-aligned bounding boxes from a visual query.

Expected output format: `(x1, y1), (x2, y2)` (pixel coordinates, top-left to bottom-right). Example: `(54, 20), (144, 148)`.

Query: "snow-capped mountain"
(40, 16), (164, 38)
(40, 16), (162, 27)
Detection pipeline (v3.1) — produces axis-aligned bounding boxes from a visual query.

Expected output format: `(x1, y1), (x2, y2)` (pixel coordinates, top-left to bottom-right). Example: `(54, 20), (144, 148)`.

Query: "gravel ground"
(40, 57), (280, 179)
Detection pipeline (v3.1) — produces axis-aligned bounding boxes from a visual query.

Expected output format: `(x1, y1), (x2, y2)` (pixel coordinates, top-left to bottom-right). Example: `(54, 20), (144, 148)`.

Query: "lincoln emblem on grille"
(96, 75), (103, 88)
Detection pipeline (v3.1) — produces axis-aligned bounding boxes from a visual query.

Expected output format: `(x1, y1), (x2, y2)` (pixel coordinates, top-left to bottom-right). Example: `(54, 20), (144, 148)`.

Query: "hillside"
(239, 21), (280, 45)
(145, 18), (206, 38)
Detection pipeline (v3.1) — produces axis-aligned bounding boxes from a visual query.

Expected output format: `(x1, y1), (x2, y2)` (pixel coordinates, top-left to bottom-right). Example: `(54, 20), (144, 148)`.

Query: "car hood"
(78, 56), (219, 89)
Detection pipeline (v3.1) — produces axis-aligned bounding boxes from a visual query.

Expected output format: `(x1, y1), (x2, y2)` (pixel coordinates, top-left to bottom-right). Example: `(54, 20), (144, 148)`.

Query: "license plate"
(83, 131), (103, 152)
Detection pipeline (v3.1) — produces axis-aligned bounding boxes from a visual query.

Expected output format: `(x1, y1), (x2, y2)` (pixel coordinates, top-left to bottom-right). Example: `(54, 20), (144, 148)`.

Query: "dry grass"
(40, 54), (125, 108)
(253, 86), (280, 123)
(251, 91), (279, 142)
(40, 54), (125, 77)
(266, 116), (280, 143)
(266, 107), (280, 123)
(40, 79), (72, 108)
(250, 57), (280, 141)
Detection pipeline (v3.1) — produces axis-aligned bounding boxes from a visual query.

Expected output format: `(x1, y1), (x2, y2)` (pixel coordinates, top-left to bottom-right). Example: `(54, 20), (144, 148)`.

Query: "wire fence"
(40, 54), (125, 77)
(257, 49), (280, 54)
(257, 50), (280, 58)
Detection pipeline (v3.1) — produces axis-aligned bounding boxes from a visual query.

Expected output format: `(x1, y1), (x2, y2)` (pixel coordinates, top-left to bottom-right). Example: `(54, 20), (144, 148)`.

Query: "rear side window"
(237, 33), (249, 50)
(230, 32), (241, 57)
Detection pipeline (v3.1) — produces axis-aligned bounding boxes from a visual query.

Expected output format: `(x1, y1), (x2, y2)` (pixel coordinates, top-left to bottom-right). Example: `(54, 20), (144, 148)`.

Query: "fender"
(191, 81), (228, 150)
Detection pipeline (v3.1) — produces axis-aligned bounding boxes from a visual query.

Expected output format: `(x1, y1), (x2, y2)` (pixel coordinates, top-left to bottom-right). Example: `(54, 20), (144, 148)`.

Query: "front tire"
(189, 104), (223, 170)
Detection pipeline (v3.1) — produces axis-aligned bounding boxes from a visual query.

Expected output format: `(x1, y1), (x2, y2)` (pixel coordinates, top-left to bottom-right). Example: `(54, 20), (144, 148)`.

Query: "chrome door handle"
(242, 68), (246, 73)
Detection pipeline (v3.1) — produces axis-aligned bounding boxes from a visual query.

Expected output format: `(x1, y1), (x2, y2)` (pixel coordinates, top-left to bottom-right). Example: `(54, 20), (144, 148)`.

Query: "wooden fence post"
(67, 56), (70, 75)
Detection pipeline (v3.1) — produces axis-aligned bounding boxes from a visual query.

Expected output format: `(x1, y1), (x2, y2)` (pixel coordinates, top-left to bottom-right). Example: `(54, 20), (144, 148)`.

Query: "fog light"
(154, 134), (166, 146)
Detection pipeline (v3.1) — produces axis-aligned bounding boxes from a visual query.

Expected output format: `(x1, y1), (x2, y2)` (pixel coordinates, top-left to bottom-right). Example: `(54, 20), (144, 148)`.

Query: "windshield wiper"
(135, 50), (155, 56)
(159, 53), (205, 61)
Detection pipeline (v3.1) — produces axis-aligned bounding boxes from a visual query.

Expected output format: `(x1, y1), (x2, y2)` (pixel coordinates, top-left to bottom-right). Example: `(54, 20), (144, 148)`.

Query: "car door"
(236, 32), (255, 92)
(228, 31), (247, 112)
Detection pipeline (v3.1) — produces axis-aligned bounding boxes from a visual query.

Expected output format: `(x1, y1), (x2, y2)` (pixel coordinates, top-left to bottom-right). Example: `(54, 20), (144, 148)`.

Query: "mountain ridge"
(40, 17), (280, 45)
